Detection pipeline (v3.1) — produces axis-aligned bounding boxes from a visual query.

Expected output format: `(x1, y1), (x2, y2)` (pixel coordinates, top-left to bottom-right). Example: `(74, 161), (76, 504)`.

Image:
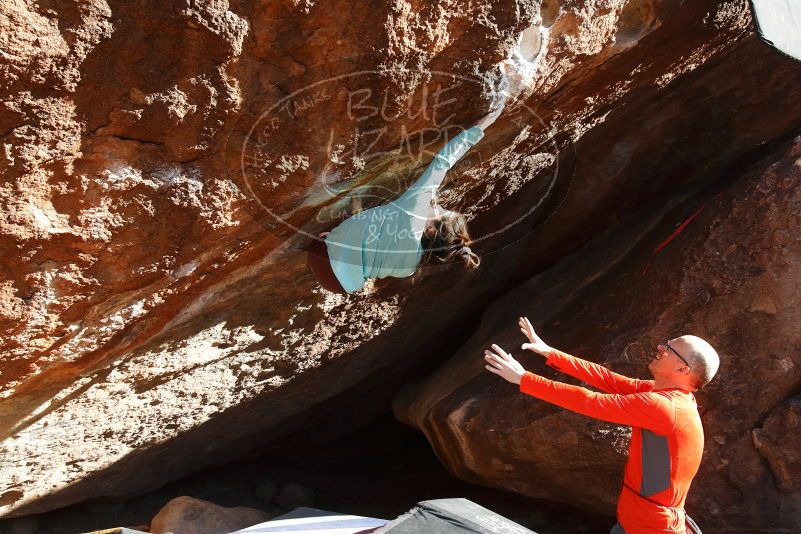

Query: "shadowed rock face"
(753, 395), (801, 493)
(393, 138), (801, 532)
(1, 0), (800, 523)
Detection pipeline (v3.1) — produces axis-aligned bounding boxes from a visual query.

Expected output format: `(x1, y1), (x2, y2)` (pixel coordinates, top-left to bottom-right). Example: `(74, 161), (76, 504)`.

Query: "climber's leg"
(306, 232), (347, 294)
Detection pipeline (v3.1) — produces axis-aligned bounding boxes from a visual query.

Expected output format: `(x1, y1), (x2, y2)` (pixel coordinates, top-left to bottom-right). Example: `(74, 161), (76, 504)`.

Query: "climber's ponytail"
(420, 212), (480, 270)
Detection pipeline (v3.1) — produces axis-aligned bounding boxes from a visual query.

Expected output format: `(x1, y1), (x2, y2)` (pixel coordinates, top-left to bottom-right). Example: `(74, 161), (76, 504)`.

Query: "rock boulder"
(149, 496), (269, 534)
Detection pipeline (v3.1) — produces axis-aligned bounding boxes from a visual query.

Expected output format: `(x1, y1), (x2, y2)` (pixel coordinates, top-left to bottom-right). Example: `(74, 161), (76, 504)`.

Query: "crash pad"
(376, 498), (536, 534)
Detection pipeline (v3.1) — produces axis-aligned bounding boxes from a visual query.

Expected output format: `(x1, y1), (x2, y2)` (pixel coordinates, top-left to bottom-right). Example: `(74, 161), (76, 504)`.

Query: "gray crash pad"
(375, 498), (537, 534)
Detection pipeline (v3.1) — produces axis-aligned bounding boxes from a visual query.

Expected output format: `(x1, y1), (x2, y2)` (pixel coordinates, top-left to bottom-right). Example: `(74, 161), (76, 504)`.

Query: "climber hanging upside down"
(306, 101), (505, 294)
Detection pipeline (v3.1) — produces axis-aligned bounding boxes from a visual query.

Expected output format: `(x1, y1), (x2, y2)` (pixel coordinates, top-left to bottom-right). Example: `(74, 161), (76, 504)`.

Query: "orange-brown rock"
(2, 0), (801, 526)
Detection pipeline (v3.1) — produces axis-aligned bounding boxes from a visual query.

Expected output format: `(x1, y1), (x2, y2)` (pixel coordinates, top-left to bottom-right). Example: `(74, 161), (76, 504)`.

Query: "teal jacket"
(325, 125), (485, 293)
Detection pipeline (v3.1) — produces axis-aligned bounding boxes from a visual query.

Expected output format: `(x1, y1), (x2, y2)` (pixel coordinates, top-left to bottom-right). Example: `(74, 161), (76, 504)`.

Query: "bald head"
(673, 335), (719, 389)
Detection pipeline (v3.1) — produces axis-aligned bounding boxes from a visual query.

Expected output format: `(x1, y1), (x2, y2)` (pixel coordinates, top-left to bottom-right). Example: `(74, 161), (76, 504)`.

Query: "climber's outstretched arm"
(395, 106), (502, 213)
(397, 125), (483, 203)
(476, 104), (504, 131)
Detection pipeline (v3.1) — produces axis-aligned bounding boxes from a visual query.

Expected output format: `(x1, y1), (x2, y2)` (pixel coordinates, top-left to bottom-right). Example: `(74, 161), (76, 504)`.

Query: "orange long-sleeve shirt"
(519, 349), (704, 533)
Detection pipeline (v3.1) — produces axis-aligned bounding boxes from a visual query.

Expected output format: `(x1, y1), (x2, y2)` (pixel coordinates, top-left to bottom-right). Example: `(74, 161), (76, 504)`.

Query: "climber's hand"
(476, 102), (505, 130)
(519, 316), (551, 356)
(484, 344), (525, 385)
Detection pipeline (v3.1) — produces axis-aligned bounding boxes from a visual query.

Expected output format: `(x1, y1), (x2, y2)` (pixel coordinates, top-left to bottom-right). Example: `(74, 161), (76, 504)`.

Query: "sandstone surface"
(2, 0), (800, 528)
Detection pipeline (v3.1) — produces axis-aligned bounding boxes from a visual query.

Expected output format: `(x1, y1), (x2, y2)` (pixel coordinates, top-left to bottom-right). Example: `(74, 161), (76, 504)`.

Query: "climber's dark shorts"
(306, 232), (347, 294)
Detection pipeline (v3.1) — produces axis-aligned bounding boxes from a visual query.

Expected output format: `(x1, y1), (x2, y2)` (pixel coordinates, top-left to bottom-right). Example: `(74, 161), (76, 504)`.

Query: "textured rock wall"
(1, 0), (799, 525)
(394, 137), (801, 531)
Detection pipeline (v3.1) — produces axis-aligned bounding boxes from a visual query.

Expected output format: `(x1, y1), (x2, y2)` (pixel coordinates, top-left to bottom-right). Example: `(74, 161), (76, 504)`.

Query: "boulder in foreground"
(150, 496), (269, 534)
